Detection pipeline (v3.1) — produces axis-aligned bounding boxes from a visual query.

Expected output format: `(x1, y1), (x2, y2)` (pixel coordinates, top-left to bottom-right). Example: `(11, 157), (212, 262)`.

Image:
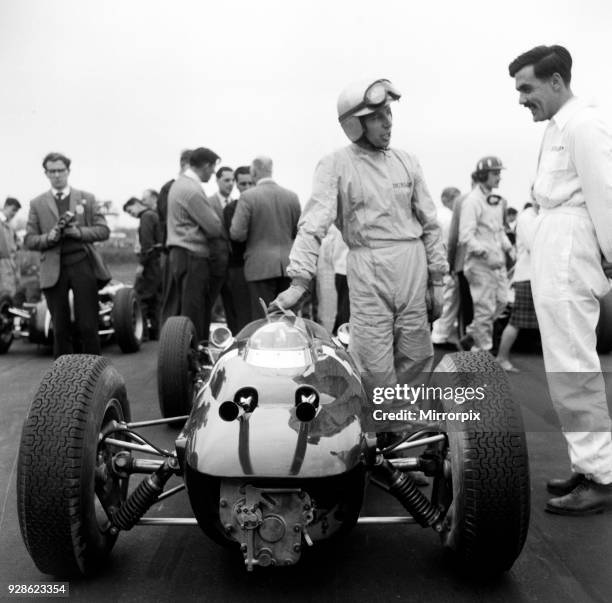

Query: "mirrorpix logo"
(370, 383), (485, 422)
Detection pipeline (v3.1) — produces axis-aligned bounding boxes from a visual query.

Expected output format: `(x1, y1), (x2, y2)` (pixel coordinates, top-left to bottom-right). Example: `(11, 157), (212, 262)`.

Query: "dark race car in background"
(0, 280), (142, 354)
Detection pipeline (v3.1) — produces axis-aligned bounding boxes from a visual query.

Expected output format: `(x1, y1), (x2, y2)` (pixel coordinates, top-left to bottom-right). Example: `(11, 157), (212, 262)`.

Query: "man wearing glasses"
(458, 156), (513, 353)
(25, 152), (110, 357)
(271, 78), (447, 439)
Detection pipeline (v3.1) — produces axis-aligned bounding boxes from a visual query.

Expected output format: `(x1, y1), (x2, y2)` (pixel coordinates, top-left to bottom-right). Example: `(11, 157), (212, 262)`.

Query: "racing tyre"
(28, 299), (52, 346)
(111, 286), (143, 353)
(431, 351), (530, 574)
(0, 292), (14, 354)
(17, 355), (131, 576)
(596, 288), (612, 354)
(157, 316), (198, 418)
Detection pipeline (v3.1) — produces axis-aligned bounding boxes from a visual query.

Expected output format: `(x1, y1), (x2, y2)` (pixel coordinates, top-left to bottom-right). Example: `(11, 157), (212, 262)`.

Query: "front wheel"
(431, 351), (530, 574)
(17, 355), (131, 576)
(157, 316), (198, 418)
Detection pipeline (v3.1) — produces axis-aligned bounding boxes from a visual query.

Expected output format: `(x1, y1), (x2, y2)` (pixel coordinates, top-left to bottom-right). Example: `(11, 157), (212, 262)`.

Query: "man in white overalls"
(272, 78), (447, 437)
(510, 45), (612, 515)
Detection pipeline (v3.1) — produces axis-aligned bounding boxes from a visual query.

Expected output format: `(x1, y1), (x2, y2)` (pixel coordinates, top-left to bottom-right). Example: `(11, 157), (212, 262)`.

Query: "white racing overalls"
(287, 143), (447, 426)
(532, 97), (612, 484)
(459, 185), (511, 351)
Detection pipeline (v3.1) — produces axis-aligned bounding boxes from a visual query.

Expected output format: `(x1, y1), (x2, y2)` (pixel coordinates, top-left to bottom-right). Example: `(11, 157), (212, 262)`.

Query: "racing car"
(0, 281), (142, 354)
(17, 312), (530, 576)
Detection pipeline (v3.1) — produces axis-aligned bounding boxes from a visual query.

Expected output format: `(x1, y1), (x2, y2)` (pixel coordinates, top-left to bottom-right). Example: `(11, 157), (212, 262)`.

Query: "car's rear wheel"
(0, 292), (14, 354)
(157, 316), (198, 418)
(112, 287), (143, 353)
(17, 355), (130, 576)
(596, 288), (612, 354)
(431, 351), (530, 574)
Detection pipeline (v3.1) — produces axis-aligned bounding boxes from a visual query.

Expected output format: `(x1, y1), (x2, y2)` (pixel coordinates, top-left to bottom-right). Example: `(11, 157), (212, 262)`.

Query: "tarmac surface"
(1, 338), (612, 603)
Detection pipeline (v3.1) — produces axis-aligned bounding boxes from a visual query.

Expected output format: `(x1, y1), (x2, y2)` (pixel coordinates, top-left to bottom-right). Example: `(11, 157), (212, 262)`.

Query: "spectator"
(495, 200), (539, 371)
(142, 189), (159, 211)
(0, 197), (21, 298)
(223, 166), (253, 333)
(459, 156), (514, 352)
(162, 147), (224, 341)
(230, 156), (301, 318)
(123, 196), (163, 340)
(209, 166), (235, 329)
(431, 187), (462, 347)
(158, 150), (192, 306)
(25, 152), (110, 357)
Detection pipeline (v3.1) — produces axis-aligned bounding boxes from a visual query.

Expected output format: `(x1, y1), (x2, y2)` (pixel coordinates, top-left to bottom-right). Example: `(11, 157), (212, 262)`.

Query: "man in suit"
(230, 156), (301, 318)
(25, 152), (111, 357)
(207, 167), (233, 332)
(162, 147), (224, 341)
(223, 166), (254, 332)
(123, 197), (163, 340)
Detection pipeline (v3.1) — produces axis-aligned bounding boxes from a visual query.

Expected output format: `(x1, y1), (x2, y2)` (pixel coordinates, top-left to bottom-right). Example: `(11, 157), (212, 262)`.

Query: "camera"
(56, 210), (75, 231)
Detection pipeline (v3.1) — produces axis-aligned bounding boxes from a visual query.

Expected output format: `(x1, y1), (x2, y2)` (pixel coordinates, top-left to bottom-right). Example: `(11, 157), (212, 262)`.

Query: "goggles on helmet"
(338, 79), (401, 123)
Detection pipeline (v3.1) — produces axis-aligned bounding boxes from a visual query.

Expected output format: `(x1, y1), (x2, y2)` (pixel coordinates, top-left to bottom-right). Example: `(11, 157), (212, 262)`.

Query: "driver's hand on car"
(269, 283), (307, 313)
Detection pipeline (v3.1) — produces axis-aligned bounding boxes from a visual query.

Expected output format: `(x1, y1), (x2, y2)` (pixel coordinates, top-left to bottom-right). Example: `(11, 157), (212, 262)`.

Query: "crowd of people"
(3, 43), (612, 517)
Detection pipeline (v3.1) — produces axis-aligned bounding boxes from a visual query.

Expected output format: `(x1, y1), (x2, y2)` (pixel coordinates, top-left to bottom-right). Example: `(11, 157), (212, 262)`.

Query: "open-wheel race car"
(17, 312), (530, 577)
(0, 281), (143, 354)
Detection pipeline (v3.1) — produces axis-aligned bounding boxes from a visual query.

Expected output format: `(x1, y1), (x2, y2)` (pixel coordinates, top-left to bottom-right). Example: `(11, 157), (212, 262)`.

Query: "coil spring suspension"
(375, 459), (442, 529)
(111, 460), (175, 531)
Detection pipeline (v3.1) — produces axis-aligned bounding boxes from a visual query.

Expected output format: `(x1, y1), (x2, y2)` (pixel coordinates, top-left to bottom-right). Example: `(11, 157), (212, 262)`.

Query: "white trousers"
(431, 274), (459, 343)
(348, 241), (433, 431)
(464, 259), (507, 351)
(532, 207), (612, 484)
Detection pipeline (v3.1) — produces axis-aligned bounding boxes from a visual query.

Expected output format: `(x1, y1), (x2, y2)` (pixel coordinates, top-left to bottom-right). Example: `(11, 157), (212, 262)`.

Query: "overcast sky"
(2, 0), (612, 227)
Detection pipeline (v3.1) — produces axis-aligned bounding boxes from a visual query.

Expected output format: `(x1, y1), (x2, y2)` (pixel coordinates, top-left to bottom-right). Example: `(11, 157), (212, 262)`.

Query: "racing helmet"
(474, 156), (505, 182)
(337, 78), (401, 142)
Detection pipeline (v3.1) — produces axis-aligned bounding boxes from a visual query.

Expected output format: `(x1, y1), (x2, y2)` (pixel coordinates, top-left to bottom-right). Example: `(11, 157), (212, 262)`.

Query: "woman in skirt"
(496, 202), (539, 372)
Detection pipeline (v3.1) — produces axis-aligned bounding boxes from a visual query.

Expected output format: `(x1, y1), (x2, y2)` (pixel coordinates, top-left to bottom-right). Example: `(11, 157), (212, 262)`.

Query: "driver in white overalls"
(271, 78), (447, 437)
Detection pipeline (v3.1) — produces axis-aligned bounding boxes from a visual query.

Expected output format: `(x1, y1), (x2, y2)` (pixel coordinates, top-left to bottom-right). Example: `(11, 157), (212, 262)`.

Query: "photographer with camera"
(25, 152), (111, 357)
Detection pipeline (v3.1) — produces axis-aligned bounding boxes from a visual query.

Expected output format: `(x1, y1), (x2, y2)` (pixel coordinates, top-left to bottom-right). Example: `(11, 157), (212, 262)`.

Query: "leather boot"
(546, 472), (584, 496)
(545, 479), (612, 516)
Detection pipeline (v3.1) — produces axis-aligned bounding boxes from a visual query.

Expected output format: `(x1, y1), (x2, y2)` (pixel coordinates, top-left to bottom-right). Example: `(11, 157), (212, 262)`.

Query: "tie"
(56, 192), (63, 202)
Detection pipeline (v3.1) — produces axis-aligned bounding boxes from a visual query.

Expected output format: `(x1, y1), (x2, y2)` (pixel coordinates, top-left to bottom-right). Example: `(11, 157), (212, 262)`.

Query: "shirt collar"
(257, 177), (275, 186)
(551, 96), (585, 131)
(51, 186), (71, 198)
(0, 213), (6, 224)
(183, 167), (201, 183)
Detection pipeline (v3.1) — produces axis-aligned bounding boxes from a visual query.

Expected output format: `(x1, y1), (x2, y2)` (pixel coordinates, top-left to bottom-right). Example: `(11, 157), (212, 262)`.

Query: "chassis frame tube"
(136, 516), (418, 526)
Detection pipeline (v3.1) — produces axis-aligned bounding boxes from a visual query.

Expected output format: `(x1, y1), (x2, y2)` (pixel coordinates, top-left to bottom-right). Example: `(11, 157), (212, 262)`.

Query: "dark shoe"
(545, 479), (612, 516)
(546, 472), (585, 497)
